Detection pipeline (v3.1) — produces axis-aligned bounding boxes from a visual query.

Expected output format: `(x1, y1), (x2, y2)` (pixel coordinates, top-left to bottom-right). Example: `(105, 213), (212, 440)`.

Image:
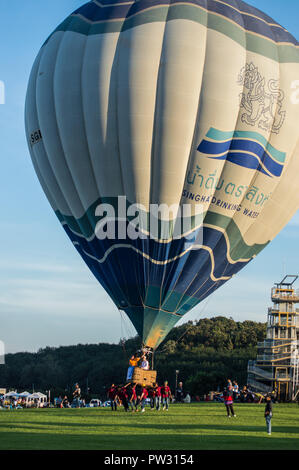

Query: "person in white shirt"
(140, 354), (149, 370)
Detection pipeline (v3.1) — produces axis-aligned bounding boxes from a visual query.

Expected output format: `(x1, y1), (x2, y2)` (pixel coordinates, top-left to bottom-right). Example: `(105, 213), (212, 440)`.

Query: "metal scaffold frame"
(247, 276), (299, 402)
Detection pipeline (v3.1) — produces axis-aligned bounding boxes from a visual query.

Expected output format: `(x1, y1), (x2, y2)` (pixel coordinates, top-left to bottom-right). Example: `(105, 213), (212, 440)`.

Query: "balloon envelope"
(25, 0), (299, 349)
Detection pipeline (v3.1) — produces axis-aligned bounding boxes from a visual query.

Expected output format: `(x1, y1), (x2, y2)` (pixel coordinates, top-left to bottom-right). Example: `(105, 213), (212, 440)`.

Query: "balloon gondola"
(25, 0), (299, 352)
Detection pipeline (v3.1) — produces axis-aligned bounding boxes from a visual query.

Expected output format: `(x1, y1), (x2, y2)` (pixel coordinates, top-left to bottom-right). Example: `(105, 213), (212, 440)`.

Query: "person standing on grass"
(153, 383), (162, 411)
(176, 382), (184, 403)
(135, 383), (143, 412)
(161, 381), (172, 411)
(223, 385), (236, 418)
(107, 384), (118, 411)
(119, 385), (129, 412)
(126, 383), (135, 412)
(149, 385), (155, 410)
(264, 395), (273, 435)
(73, 383), (81, 408)
(131, 383), (138, 412)
(140, 385), (149, 413)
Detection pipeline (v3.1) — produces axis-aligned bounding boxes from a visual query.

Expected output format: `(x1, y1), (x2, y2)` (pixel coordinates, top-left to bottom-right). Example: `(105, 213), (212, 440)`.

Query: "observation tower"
(247, 276), (299, 401)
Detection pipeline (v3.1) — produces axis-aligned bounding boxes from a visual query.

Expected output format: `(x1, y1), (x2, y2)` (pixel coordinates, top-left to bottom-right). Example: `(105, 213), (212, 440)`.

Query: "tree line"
(0, 316), (266, 399)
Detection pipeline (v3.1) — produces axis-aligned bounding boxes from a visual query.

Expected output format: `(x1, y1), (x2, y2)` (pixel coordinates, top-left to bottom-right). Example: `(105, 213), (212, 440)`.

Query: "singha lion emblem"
(237, 63), (286, 134)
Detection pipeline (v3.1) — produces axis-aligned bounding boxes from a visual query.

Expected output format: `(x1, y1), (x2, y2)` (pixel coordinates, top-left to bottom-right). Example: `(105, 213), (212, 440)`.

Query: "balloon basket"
(130, 367), (157, 387)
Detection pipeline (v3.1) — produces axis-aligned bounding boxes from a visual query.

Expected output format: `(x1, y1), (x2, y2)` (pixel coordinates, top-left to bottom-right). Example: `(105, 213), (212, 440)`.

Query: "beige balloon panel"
(25, 20), (299, 249)
(183, 29), (299, 247)
(25, 37), (82, 219)
(25, 49), (63, 215)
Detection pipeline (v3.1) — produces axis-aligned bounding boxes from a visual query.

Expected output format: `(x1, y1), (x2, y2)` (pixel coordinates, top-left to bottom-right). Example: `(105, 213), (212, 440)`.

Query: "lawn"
(0, 403), (298, 450)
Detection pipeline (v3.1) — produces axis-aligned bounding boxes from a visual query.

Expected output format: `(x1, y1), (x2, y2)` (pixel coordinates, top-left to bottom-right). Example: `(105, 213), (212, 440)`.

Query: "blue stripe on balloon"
(226, 152), (272, 176)
(208, 151), (273, 177)
(206, 128), (286, 163)
(231, 141), (283, 176)
(197, 139), (232, 155)
(63, 220), (243, 265)
(62, 222), (249, 312)
(73, 233), (248, 311)
(197, 137), (284, 178)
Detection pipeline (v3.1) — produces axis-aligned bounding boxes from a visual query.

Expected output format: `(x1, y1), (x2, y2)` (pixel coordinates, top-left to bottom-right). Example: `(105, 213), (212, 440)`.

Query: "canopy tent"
(28, 392), (47, 401)
(2, 391), (48, 408)
(17, 391), (32, 403)
(4, 392), (19, 398)
(27, 392), (47, 407)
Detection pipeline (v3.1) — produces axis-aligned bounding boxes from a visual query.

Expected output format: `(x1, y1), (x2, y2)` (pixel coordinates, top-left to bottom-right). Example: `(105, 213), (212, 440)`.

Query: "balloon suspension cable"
(161, 259), (231, 352)
(121, 338), (127, 360)
(118, 309), (135, 361)
(159, 273), (224, 354)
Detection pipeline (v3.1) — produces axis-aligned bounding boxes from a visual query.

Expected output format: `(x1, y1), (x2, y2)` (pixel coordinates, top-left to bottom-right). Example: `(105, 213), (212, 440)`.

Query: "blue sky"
(0, 0), (299, 354)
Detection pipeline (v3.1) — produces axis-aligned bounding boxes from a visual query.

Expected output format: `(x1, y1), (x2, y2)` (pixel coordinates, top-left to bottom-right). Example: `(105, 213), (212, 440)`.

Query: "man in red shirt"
(119, 385), (129, 412)
(107, 384), (118, 411)
(153, 382), (162, 411)
(161, 381), (172, 411)
(126, 383), (135, 412)
(140, 385), (149, 413)
(148, 385), (155, 410)
(131, 384), (138, 411)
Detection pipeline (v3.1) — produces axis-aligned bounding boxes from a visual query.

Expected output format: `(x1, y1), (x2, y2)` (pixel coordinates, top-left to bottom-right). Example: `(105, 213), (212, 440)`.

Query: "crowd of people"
(1, 347), (278, 436)
(105, 377), (274, 434)
(54, 383), (85, 408)
(207, 381), (278, 405)
(107, 381), (173, 412)
(0, 395), (47, 409)
(0, 384), (85, 410)
(0, 396), (35, 409)
(1, 377), (275, 433)
(223, 379), (273, 433)
(107, 350), (191, 413)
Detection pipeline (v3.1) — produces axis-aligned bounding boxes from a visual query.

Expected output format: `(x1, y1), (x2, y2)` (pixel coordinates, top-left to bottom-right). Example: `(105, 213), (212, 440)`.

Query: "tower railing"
(271, 287), (299, 302)
(247, 378), (272, 393)
(257, 339), (295, 349)
(257, 352), (293, 363)
(247, 362), (274, 380)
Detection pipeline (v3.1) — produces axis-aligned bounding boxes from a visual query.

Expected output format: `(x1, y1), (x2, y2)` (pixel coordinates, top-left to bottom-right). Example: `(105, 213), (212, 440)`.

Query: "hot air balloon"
(25, 0), (299, 351)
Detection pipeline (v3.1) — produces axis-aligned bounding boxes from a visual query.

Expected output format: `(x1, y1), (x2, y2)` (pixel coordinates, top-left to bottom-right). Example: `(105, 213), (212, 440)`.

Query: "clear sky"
(0, 0), (299, 354)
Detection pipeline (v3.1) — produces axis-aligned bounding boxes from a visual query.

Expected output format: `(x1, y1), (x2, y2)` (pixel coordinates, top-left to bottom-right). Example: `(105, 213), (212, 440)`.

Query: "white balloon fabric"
(25, 0), (299, 349)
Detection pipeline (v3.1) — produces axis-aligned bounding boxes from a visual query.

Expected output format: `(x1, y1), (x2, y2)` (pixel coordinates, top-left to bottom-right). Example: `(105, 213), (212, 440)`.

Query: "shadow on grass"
(4, 419), (298, 436)
(0, 431), (299, 451)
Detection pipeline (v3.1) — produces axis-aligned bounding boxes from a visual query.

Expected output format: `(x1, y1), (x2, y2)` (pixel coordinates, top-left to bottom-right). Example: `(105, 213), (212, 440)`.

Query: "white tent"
(29, 392), (46, 399)
(4, 391), (19, 398)
(28, 392), (47, 406)
(18, 392), (31, 403)
(18, 391), (31, 397)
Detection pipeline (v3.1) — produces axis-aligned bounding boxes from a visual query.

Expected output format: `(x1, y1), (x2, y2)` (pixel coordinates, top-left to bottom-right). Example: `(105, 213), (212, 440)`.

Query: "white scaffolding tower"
(247, 275), (299, 401)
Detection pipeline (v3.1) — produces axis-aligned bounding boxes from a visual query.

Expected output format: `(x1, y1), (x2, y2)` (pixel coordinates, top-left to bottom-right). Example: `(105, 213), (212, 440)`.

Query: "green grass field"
(0, 403), (298, 450)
